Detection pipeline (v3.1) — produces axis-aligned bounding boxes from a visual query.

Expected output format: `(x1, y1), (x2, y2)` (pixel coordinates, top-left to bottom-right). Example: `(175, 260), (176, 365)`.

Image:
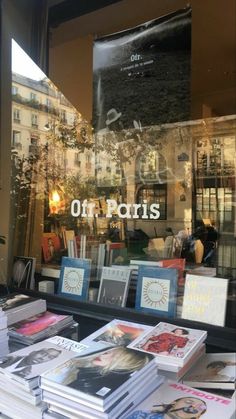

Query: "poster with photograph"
(93, 7), (191, 133)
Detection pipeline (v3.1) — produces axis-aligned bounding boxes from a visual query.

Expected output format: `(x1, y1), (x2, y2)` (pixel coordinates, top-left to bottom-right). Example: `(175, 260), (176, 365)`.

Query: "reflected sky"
(12, 39), (46, 81)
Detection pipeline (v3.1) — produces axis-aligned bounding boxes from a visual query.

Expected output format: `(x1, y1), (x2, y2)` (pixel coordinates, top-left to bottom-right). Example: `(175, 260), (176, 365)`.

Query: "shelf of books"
(5, 247), (236, 353)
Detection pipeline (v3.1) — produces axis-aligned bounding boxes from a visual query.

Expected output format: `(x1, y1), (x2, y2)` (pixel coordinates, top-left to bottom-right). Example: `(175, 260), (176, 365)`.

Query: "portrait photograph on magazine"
(0, 340), (74, 380)
(125, 380), (235, 419)
(41, 346), (154, 399)
(128, 322), (207, 363)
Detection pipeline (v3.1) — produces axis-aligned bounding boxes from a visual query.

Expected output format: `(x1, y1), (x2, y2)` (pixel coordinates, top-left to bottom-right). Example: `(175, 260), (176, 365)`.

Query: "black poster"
(93, 8), (191, 133)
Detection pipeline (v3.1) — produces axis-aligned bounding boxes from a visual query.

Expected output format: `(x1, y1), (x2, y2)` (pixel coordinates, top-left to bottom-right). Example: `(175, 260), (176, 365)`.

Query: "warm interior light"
(49, 188), (65, 215)
(51, 190), (60, 203)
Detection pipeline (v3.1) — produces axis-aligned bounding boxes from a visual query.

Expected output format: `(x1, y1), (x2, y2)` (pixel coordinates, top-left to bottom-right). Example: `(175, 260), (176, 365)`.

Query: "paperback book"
(182, 353), (236, 390)
(97, 266), (131, 307)
(58, 257), (91, 301)
(135, 266), (178, 317)
(128, 322), (207, 367)
(11, 256), (36, 290)
(181, 274), (229, 326)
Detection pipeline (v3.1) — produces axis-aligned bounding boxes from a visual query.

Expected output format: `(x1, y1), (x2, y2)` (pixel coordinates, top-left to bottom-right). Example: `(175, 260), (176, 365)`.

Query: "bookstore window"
(7, 0), (236, 336)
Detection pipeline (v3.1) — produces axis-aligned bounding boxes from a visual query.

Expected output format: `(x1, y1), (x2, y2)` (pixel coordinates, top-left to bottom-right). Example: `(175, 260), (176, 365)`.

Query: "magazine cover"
(182, 353), (236, 390)
(58, 257), (91, 301)
(0, 339), (77, 381)
(0, 294), (37, 312)
(11, 256), (36, 290)
(80, 319), (153, 347)
(128, 322), (207, 366)
(135, 266), (178, 317)
(124, 380), (235, 419)
(47, 336), (109, 355)
(9, 311), (72, 337)
(97, 267), (131, 307)
(41, 346), (155, 408)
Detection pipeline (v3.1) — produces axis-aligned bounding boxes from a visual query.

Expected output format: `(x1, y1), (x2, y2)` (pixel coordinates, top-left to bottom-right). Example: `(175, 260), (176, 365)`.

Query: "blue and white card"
(58, 257), (91, 301)
(135, 266), (178, 317)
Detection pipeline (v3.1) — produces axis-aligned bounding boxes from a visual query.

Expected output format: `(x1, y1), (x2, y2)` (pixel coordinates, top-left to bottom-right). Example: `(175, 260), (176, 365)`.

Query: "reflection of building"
(12, 72), (94, 177)
(95, 116), (236, 239)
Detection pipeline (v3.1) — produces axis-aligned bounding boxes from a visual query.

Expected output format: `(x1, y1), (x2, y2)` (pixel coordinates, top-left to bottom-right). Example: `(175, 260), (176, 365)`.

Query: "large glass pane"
(10, 39), (236, 330)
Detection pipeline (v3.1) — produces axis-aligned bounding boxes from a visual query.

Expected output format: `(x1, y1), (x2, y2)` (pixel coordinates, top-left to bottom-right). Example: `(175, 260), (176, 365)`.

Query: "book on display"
(11, 256), (36, 290)
(182, 274), (229, 326)
(135, 266), (178, 317)
(182, 353), (236, 390)
(124, 380), (236, 419)
(97, 266), (131, 307)
(58, 257), (91, 301)
(128, 322), (207, 367)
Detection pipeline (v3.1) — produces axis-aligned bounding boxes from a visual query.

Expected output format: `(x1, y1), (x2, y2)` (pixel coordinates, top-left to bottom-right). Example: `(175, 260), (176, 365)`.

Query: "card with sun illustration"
(135, 266), (178, 317)
(58, 257), (91, 301)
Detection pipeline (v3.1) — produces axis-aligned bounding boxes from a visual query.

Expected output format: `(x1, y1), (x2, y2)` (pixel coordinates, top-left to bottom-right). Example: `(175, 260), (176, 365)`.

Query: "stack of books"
(127, 322), (207, 381)
(8, 311), (74, 346)
(0, 309), (9, 356)
(40, 340), (164, 419)
(0, 294), (46, 326)
(0, 339), (76, 419)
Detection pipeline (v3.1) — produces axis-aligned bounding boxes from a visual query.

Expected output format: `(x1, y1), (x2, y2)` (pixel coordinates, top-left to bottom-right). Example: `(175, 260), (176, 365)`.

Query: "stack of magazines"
(8, 311), (74, 346)
(0, 339), (77, 419)
(127, 322), (207, 381)
(123, 379), (236, 419)
(182, 352), (236, 394)
(0, 309), (9, 356)
(0, 293), (46, 326)
(40, 340), (164, 419)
